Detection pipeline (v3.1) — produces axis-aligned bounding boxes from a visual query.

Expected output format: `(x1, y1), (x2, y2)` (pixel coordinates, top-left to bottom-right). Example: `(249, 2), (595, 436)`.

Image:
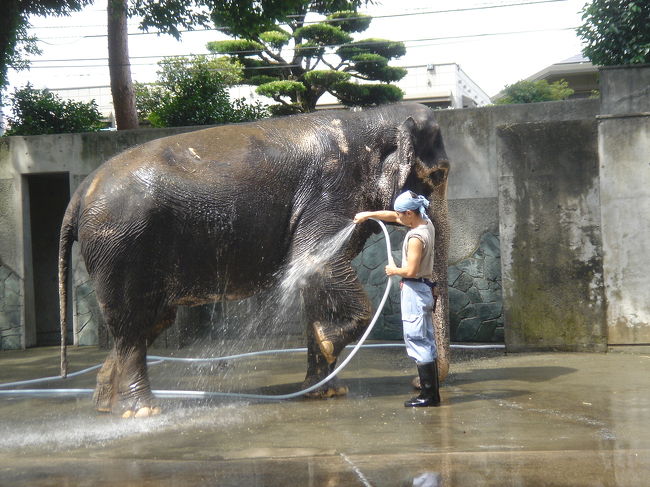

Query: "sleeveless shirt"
(402, 220), (435, 279)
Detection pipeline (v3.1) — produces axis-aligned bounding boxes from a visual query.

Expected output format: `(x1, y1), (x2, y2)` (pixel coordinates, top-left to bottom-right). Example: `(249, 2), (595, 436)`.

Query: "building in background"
(46, 62), (491, 126)
(47, 85), (116, 126)
(394, 63), (491, 108)
(315, 63), (491, 110)
(525, 53), (598, 99)
(493, 54), (599, 102)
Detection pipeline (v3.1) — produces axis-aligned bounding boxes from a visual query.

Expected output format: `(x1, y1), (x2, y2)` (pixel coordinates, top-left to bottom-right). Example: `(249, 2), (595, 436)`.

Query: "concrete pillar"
(598, 65), (650, 344)
(497, 119), (607, 351)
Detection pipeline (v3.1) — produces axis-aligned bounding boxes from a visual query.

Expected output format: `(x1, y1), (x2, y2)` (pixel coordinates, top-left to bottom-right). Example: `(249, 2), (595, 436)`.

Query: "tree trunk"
(107, 0), (138, 129)
(0, 1), (23, 108)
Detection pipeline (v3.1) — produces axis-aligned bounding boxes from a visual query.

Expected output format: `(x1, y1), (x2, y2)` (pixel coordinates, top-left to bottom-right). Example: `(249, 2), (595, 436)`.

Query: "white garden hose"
(0, 218), (394, 400)
(0, 219), (504, 400)
(150, 217), (398, 400)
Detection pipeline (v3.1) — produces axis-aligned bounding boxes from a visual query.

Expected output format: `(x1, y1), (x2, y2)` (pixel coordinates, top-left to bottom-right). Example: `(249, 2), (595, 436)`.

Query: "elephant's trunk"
(428, 163), (450, 382)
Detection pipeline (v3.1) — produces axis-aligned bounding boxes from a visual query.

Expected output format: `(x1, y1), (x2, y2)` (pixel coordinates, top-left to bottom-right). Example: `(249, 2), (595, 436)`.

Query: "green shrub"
(135, 55), (268, 127)
(495, 79), (574, 105)
(4, 84), (104, 135)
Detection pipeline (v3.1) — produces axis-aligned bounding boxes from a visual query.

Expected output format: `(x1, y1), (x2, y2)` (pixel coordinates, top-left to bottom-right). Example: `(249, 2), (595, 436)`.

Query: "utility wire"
(23, 26), (577, 68)
(27, 0), (568, 40)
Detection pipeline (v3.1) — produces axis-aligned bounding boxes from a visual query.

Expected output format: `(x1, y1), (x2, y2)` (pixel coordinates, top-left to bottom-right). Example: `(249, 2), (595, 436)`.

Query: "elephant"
(58, 102), (450, 417)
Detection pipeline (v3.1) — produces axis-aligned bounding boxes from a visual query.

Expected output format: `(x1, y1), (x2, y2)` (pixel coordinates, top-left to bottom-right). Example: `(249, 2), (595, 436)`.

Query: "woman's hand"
(385, 264), (400, 276)
(384, 237), (424, 279)
(353, 212), (373, 224)
(353, 211), (399, 224)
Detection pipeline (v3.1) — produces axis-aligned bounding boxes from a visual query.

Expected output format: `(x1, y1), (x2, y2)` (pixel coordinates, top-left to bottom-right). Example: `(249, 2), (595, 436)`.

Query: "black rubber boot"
(404, 361), (440, 407)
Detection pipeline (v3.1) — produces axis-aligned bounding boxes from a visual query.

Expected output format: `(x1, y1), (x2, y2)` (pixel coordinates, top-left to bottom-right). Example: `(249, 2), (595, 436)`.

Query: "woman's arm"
(385, 237), (423, 278)
(353, 210), (401, 224)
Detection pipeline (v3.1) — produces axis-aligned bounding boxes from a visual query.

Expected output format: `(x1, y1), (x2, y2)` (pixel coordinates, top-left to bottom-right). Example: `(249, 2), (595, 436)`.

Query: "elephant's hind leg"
(93, 348), (118, 412)
(114, 338), (160, 418)
(119, 307), (177, 418)
(93, 306), (177, 417)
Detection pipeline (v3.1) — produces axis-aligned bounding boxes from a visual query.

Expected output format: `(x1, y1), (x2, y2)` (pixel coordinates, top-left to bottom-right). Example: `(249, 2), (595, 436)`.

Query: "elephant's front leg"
(302, 333), (349, 398)
(301, 259), (372, 398)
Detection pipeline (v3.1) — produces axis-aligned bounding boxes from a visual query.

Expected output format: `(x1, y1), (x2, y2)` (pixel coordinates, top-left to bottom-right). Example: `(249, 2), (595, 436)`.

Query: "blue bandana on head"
(393, 191), (430, 220)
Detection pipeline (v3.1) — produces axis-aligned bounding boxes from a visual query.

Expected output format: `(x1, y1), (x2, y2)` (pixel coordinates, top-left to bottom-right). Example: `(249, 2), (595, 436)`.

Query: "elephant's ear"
(377, 116), (416, 205)
(396, 116), (416, 178)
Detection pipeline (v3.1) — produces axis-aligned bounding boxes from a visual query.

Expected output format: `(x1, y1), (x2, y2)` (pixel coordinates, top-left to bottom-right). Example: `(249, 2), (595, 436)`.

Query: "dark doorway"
(26, 173), (72, 346)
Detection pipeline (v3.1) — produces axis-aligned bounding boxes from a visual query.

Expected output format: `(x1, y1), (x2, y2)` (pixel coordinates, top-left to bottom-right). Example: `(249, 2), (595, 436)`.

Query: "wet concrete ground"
(1, 342), (649, 486)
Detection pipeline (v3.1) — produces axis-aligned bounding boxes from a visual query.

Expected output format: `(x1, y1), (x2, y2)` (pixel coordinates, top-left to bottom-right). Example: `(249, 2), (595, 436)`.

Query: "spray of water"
(178, 222), (358, 393)
(0, 402), (255, 452)
(277, 222), (356, 309)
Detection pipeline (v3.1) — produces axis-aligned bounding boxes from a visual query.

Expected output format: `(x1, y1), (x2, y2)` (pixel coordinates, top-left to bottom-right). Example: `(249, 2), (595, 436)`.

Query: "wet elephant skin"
(58, 102), (450, 416)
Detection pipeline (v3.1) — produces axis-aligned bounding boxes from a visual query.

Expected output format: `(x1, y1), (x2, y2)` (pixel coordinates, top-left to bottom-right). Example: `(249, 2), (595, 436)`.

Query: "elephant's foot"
(93, 364), (117, 413)
(94, 386), (160, 417)
(304, 384), (349, 399)
(312, 321), (343, 365)
(118, 394), (161, 419)
(93, 384), (115, 413)
(122, 406), (162, 419)
(114, 387), (161, 418)
(301, 374), (348, 399)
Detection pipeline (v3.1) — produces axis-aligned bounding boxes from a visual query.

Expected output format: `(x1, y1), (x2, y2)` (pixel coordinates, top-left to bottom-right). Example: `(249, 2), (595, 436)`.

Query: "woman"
(354, 191), (440, 407)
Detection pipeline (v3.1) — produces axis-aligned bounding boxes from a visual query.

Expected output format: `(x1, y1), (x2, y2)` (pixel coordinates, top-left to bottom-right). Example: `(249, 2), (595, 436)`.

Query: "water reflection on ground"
(1, 346), (650, 486)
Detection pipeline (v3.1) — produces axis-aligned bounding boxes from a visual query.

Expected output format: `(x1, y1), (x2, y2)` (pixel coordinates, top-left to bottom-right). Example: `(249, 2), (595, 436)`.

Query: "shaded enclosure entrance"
(25, 173), (71, 346)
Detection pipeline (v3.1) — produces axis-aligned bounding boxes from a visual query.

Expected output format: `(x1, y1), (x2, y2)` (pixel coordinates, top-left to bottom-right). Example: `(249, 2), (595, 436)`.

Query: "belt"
(402, 277), (436, 288)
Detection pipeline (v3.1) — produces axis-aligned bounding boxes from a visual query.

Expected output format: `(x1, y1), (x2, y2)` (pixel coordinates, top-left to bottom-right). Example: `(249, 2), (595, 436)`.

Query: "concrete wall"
(0, 97), (603, 349)
(0, 127), (201, 349)
(2, 65), (649, 351)
(353, 98), (600, 341)
(435, 99), (599, 343)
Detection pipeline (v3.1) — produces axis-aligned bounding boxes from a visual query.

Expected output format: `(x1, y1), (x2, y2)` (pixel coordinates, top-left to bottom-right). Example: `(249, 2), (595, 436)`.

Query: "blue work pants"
(400, 281), (437, 364)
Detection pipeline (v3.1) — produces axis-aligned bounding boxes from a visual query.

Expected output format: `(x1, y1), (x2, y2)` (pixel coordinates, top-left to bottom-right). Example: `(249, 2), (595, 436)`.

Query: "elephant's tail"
(59, 190), (81, 378)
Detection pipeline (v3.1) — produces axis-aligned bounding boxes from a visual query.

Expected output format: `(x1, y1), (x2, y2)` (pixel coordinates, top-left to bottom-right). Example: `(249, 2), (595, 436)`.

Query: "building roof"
(526, 53), (596, 84)
(493, 53), (599, 101)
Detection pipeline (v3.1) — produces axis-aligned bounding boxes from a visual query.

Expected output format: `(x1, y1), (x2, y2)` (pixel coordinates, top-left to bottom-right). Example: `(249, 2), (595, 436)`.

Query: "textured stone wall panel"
(354, 226), (505, 342)
(0, 265), (23, 349)
(448, 232), (503, 342)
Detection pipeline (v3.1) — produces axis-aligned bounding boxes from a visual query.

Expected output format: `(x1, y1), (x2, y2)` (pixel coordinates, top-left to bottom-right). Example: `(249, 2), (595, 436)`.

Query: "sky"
(7, 0), (588, 99)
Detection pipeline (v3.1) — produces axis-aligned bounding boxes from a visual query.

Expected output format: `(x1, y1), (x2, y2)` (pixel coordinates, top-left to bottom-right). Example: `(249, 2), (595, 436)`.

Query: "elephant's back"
(88, 103), (423, 190)
(75, 122), (300, 277)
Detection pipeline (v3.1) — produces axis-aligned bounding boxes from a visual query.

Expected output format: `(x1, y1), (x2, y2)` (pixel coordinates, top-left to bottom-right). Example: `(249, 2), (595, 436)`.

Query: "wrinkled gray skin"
(58, 102), (450, 416)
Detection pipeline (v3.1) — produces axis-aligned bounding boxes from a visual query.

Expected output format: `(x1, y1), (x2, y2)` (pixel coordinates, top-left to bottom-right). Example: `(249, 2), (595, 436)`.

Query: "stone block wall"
(0, 264), (22, 349)
(13, 73), (650, 351)
(449, 231), (503, 342)
(353, 226), (504, 343)
(352, 226), (405, 340)
(0, 171), (21, 349)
